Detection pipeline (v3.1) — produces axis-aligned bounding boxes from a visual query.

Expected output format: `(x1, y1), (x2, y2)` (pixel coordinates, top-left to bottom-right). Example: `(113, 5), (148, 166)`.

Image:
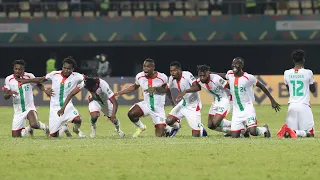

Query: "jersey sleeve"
(77, 81), (85, 90)
(186, 72), (197, 85)
(135, 74), (140, 86)
(216, 75), (228, 88)
(45, 71), (54, 81)
(283, 70), (288, 85)
(3, 77), (11, 90)
(225, 70), (233, 80)
(309, 70), (314, 85)
(247, 74), (258, 86)
(101, 80), (115, 99)
(167, 76), (174, 88)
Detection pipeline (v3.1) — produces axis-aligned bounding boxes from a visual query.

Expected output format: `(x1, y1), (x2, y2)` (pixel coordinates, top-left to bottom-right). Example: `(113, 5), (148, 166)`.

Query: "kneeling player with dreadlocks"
(58, 76), (125, 138)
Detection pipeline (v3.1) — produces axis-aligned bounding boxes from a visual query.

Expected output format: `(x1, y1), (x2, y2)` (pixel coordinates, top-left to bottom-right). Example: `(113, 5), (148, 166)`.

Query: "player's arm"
(3, 89), (17, 100)
(57, 87), (81, 116)
(36, 83), (54, 97)
(256, 81), (281, 112)
(176, 82), (201, 101)
(165, 86), (175, 106)
(115, 84), (140, 96)
(108, 96), (118, 122)
(310, 84), (316, 93)
(17, 76), (47, 84)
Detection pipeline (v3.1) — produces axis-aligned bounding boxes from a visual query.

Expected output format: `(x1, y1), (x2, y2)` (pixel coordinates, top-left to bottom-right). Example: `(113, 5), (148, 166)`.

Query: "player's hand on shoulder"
(271, 100), (281, 112)
(57, 108), (65, 117)
(16, 78), (28, 84)
(114, 92), (120, 97)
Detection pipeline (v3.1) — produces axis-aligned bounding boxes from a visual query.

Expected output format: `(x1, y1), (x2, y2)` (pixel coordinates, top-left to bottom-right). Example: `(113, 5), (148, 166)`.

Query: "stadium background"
(0, 0), (319, 106)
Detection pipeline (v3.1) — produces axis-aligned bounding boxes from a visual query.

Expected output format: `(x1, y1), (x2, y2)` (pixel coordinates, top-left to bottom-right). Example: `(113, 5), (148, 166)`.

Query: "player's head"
(170, 61), (182, 80)
(291, 49), (305, 65)
(62, 56), (77, 77)
(84, 76), (100, 92)
(143, 58), (155, 77)
(197, 64), (210, 83)
(231, 57), (244, 74)
(12, 59), (26, 78)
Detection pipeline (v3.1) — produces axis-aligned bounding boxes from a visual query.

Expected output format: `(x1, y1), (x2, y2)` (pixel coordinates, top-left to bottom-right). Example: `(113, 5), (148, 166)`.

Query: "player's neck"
(234, 71), (243, 77)
(294, 65), (303, 69)
(147, 71), (157, 79)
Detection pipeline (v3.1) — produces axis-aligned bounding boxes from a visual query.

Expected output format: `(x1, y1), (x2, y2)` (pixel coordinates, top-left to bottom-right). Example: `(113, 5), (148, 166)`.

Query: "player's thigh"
(213, 99), (231, 117)
(286, 103), (299, 130)
(168, 103), (184, 121)
(26, 110), (38, 126)
(181, 108), (201, 131)
(63, 103), (81, 123)
(129, 101), (149, 117)
(298, 104), (314, 132)
(12, 112), (27, 131)
(49, 110), (64, 134)
(245, 105), (257, 128)
(150, 109), (166, 126)
(89, 100), (102, 116)
(230, 112), (246, 132)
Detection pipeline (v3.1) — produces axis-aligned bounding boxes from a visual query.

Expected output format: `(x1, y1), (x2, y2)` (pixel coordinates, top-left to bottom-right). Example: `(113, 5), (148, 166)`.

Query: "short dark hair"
(233, 57), (244, 63)
(170, 61), (182, 69)
(62, 56), (77, 69)
(291, 49), (305, 63)
(12, 59), (26, 68)
(144, 58), (154, 64)
(197, 64), (210, 72)
(84, 76), (99, 92)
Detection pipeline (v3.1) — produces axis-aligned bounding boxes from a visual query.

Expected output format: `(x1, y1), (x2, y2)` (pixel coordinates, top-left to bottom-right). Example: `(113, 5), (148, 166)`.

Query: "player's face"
(198, 71), (209, 83)
(170, 65), (181, 79)
(62, 62), (74, 77)
(13, 64), (24, 78)
(143, 61), (154, 77)
(231, 59), (243, 74)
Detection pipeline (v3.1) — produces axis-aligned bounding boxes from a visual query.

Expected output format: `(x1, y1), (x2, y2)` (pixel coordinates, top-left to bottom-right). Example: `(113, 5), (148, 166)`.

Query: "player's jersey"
(4, 72), (36, 114)
(226, 70), (256, 111)
(45, 71), (84, 108)
(197, 74), (229, 103)
(78, 78), (114, 105)
(284, 68), (314, 106)
(135, 71), (168, 111)
(168, 71), (202, 109)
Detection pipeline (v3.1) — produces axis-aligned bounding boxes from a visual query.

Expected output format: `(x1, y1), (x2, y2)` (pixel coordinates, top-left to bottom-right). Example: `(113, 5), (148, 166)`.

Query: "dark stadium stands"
(0, 0), (318, 18)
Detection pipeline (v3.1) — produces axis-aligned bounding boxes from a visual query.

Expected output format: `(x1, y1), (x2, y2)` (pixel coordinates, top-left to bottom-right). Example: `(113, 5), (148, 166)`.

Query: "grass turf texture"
(0, 105), (320, 180)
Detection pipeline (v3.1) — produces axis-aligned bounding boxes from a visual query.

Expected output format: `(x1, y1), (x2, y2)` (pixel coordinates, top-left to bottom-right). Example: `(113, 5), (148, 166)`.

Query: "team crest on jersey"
(68, 82), (71, 88)
(219, 79), (225, 85)
(190, 75), (195, 81)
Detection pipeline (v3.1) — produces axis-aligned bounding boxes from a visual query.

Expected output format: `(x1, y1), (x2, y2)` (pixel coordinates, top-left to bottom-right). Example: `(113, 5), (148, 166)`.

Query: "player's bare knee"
(249, 127), (258, 136)
(91, 114), (99, 120)
(207, 122), (217, 130)
(72, 118), (82, 124)
(127, 110), (138, 122)
(231, 132), (240, 138)
(166, 116), (176, 125)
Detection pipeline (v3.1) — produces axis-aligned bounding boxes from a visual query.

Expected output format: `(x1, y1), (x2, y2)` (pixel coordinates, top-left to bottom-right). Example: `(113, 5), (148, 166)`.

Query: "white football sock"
(295, 130), (307, 137)
(58, 125), (68, 137)
(25, 125), (32, 133)
(216, 127), (230, 133)
(113, 118), (120, 131)
(219, 119), (231, 127)
(38, 121), (47, 130)
(134, 120), (145, 129)
(257, 127), (267, 136)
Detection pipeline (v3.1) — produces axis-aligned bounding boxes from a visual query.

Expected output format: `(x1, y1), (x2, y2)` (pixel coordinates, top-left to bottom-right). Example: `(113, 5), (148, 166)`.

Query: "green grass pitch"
(0, 105), (320, 180)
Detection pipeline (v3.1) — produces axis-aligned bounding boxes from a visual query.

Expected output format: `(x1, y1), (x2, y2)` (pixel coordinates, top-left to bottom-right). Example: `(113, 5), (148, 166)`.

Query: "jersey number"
(290, 80), (304, 96)
(24, 85), (29, 91)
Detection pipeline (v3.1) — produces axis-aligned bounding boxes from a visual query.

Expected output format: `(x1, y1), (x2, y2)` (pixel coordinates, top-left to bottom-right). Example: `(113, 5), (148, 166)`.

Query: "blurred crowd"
(0, 0), (319, 16)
